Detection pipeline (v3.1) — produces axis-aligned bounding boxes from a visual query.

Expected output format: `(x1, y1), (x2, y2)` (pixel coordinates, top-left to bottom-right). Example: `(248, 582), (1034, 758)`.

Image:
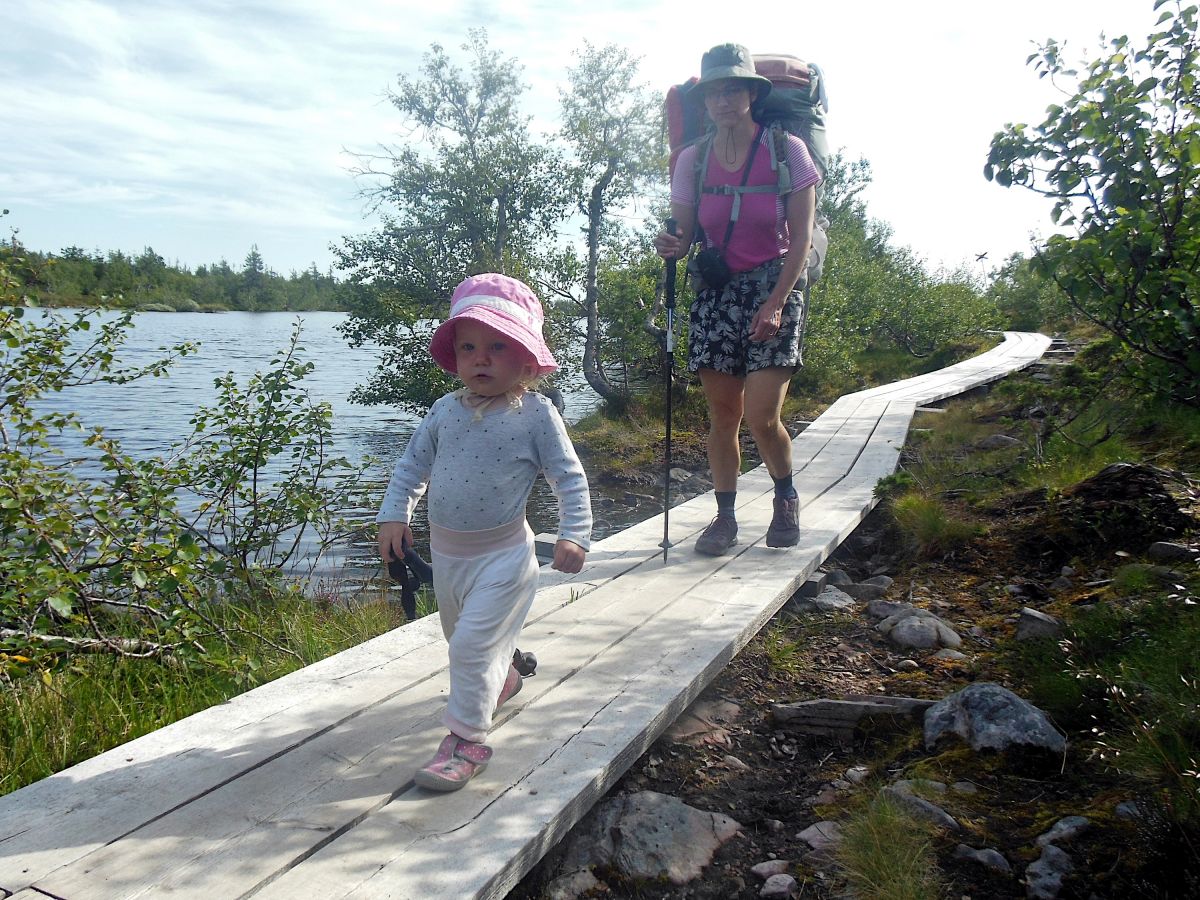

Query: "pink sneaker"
(495, 663), (523, 712)
(414, 734), (493, 791)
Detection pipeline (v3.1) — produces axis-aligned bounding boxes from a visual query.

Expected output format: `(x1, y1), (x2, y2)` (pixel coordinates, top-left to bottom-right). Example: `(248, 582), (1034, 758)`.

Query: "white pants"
(431, 523), (539, 743)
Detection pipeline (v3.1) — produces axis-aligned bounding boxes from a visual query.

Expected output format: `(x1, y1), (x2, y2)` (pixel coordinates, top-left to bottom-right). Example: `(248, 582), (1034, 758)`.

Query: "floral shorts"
(687, 257), (808, 377)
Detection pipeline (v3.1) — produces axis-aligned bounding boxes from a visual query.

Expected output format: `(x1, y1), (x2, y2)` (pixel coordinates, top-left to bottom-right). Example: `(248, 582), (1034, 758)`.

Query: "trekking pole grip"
(663, 217), (678, 354)
(663, 217), (678, 302)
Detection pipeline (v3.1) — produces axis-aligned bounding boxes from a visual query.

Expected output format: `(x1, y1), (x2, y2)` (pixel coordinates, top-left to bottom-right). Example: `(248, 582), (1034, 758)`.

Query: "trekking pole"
(660, 217), (678, 564)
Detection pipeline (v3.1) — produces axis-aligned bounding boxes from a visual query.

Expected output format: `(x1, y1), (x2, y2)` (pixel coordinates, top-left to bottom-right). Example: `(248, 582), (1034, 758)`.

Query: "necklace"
(722, 130), (737, 165)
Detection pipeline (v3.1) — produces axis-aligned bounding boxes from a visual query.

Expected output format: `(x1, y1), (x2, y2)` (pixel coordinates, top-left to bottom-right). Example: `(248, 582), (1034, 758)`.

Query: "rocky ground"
(510, 387), (1200, 899)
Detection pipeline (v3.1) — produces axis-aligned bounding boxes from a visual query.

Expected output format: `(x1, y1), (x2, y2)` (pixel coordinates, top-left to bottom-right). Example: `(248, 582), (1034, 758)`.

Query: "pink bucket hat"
(428, 273), (559, 376)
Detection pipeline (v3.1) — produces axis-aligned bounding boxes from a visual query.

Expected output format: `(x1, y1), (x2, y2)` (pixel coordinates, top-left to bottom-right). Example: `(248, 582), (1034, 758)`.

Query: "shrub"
(1, 248), (368, 676)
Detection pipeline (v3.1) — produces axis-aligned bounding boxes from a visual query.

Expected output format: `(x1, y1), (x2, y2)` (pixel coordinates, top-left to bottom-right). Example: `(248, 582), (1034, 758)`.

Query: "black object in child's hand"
(387, 547), (433, 622)
(512, 648), (538, 677)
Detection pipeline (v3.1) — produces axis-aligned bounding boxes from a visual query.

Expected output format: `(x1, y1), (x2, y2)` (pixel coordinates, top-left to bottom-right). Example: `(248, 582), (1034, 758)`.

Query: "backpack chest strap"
(696, 129), (766, 231)
(701, 183), (778, 223)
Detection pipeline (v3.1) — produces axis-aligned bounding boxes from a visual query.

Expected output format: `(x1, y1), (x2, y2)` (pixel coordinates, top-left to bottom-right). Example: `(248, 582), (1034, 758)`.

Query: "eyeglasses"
(703, 83), (749, 101)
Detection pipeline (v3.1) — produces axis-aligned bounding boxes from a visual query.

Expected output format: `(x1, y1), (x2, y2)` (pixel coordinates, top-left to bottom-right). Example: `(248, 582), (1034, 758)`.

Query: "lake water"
(30, 309), (627, 580)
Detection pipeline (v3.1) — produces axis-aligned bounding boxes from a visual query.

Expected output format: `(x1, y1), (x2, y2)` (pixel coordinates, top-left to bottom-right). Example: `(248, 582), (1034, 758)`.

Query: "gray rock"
(924, 683), (1066, 754)
(882, 783), (961, 832)
(797, 820), (842, 852)
(934, 648), (967, 661)
(897, 658), (920, 671)
(845, 765), (870, 784)
(1025, 845), (1074, 899)
(866, 598), (912, 621)
(560, 791), (741, 885)
(935, 621), (964, 648)
(839, 582), (888, 601)
(877, 607), (938, 629)
(546, 869), (602, 900)
(951, 781), (979, 794)
(669, 467), (692, 482)
(877, 607), (964, 651)
(890, 778), (947, 795)
(1146, 541), (1194, 564)
(1036, 815), (1090, 847)
(863, 574), (895, 589)
(954, 843), (1012, 873)
(978, 433), (1022, 450)
(889, 617), (941, 649)
(811, 586), (856, 612)
(760, 873), (798, 898)
(1049, 576), (1074, 592)
(1114, 800), (1141, 820)
(1016, 608), (1064, 641)
(751, 859), (791, 879)
(825, 569), (854, 586)
(807, 786), (838, 806)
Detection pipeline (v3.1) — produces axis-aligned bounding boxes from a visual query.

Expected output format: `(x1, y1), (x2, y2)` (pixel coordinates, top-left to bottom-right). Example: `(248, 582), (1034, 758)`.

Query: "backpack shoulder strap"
(698, 129), (779, 198)
(693, 133), (713, 221)
(768, 123), (791, 196)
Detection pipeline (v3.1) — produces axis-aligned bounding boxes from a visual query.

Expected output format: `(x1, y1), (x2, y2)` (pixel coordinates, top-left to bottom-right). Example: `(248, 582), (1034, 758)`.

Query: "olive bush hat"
(690, 43), (773, 100)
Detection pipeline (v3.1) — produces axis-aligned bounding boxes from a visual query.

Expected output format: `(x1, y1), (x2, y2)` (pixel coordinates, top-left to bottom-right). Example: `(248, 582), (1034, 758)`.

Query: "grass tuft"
(0, 594), (406, 797)
(890, 493), (982, 558)
(837, 792), (945, 900)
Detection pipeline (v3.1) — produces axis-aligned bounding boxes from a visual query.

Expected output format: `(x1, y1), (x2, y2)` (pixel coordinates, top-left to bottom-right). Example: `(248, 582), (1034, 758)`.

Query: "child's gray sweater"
(377, 390), (592, 549)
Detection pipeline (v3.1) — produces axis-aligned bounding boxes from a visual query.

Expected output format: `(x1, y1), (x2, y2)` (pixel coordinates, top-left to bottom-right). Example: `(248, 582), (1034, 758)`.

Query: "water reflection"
(29, 309), (642, 580)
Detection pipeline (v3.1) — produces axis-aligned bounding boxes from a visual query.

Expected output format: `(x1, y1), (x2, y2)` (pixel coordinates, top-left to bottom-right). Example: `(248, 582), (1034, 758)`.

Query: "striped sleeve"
(670, 144), (699, 206)
(785, 132), (821, 193)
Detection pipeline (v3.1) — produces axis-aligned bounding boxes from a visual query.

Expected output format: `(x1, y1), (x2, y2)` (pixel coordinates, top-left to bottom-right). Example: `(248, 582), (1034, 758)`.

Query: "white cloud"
(1, 0), (1168, 274)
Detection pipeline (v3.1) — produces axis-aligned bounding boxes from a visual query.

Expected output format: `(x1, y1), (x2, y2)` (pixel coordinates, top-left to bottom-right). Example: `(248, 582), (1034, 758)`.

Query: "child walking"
(377, 273), (592, 792)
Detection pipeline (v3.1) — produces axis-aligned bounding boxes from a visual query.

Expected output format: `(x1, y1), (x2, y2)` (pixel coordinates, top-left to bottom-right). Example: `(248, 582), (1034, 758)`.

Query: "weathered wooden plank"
(19, 495), (828, 896)
(0, 332), (1049, 900)
(260, 519), (849, 899)
(772, 696), (937, 740)
(35, 454), (872, 897)
(35, 393), (907, 897)
(0, 615), (451, 889)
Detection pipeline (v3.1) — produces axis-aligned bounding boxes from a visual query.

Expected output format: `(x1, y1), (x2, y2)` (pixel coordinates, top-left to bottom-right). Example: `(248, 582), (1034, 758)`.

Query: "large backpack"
(665, 53), (829, 285)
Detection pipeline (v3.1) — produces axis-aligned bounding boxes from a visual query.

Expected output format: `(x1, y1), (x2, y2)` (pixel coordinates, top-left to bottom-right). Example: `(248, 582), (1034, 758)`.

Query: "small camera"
(689, 247), (732, 291)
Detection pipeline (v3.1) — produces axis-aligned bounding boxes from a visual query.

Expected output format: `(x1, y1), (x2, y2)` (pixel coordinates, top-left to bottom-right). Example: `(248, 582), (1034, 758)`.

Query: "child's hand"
(551, 539), (586, 574)
(378, 521), (413, 566)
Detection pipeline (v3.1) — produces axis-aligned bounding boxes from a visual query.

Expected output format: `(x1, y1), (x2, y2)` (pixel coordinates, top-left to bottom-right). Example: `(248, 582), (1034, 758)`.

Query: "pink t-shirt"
(671, 129), (820, 274)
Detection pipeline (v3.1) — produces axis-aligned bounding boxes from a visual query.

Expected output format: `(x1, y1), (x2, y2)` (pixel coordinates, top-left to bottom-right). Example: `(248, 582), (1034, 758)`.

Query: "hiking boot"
(495, 663), (522, 712)
(765, 494), (800, 548)
(414, 734), (493, 792)
(695, 515), (738, 556)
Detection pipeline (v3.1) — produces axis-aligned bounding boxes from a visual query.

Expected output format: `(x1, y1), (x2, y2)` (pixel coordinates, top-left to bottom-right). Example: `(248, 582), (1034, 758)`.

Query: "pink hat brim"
(429, 307), (559, 376)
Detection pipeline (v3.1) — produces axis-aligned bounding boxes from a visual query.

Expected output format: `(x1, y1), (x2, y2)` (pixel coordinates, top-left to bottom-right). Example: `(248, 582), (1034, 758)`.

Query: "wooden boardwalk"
(0, 332), (1050, 900)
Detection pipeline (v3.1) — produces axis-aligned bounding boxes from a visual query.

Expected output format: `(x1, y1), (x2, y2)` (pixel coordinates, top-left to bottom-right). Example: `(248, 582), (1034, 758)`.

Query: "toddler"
(377, 273), (592, 791)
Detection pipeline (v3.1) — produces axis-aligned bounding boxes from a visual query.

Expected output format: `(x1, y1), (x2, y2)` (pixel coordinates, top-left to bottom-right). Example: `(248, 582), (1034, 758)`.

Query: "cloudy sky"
(3, 0), (1161, 277)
